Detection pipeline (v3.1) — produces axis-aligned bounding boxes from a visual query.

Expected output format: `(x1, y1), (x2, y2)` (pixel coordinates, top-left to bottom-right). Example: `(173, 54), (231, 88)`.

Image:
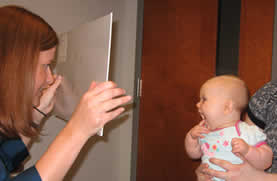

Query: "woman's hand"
(195, 163), (213, 181)
(203, 154), (265, 181)
(36, 81), (131, 181)
(69, 81), (132, 138)
(33, 75), (63, 120)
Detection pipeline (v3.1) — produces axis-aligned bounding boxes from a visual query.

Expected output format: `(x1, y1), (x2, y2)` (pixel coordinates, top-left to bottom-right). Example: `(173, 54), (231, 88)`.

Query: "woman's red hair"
(0, 6), (58, 138)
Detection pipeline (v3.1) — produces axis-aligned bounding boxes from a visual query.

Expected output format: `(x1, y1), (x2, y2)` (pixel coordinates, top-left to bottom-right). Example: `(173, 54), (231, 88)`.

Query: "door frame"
(130, 0), (144, 181)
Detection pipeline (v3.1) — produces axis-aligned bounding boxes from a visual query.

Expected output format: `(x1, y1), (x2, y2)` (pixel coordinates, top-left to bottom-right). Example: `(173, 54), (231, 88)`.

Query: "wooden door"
(238, 0), (274, 95)
(136, 0), (218, 180)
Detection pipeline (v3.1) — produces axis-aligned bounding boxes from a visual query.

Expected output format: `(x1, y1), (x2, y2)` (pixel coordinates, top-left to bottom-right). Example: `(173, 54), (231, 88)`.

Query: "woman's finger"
(233, 153), (247, 162)
(100, 107), (126, 125)
(88, 81), (117, 96)
(203, 167), (228, 180)
(96, 95), (132, 113)
(91, 87), (127, 104)
(195, 164), (213, 181)
(196, 163), (209, 173)
(209, 158), (233, 171)
(48, 75), (63, 93)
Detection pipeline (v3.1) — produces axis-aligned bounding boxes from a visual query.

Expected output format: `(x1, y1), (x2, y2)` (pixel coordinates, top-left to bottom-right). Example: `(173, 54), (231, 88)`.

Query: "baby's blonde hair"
(205, 75), (249, 112)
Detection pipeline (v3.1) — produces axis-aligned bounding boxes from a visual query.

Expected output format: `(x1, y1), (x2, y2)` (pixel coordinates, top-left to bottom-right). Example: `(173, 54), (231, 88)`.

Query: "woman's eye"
(43, 64), (50, 69)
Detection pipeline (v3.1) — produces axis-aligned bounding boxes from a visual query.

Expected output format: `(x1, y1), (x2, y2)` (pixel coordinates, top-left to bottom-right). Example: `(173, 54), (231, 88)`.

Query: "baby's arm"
(184, 120), (210, 159)
(231, 138), (273, 170)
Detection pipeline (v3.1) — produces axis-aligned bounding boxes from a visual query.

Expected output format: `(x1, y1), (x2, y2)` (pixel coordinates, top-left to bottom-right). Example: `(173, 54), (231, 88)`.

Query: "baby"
(184, 75), (273, 181)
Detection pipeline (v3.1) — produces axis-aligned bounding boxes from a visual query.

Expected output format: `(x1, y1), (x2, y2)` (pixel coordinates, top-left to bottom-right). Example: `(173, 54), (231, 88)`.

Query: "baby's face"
(196, 81), (227, 129)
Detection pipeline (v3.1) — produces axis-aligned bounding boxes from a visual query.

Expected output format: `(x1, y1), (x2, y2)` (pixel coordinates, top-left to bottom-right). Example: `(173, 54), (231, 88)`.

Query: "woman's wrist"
(32, 106), (48, 124)
(66, 118), (91, 141)
(33, 106), (48, 117)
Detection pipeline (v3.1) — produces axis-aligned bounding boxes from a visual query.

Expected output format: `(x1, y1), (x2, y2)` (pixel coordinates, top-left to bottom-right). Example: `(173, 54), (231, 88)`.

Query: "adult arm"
(33, 75), (63, 121)
(20, 75), (63, 148)
(35, 81), (131, 181)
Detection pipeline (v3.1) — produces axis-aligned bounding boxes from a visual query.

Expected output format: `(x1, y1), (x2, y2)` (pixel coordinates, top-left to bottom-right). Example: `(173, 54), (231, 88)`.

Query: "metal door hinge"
(137, 78), (142, 98)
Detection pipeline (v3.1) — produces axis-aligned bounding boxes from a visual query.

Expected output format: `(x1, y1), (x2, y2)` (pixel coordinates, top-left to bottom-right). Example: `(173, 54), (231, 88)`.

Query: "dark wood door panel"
(137, 0), (218, 180)
(238, 0), (274, 95)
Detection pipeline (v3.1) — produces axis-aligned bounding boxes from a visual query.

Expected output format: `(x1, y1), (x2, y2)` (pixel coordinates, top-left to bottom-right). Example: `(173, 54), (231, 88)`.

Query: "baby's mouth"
(198, 112), (206, 121)
(198, 113), (210, 129)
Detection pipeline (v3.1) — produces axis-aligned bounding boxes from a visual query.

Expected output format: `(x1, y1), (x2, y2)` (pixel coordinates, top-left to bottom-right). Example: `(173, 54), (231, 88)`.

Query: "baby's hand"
(189, 120), (210, 140)
(231, 138), (249, 156)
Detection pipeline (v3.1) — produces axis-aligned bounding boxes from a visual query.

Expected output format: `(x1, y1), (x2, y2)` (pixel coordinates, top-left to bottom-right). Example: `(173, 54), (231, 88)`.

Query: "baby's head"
(197, 75), (249, 129)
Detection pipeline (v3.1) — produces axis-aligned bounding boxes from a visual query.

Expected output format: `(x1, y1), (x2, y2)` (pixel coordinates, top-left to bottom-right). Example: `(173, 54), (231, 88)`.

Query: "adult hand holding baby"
(201, 153), (266, 181)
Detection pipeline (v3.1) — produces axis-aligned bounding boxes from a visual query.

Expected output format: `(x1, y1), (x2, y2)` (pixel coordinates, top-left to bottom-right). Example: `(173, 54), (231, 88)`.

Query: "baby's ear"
(223, 100), (233, 114)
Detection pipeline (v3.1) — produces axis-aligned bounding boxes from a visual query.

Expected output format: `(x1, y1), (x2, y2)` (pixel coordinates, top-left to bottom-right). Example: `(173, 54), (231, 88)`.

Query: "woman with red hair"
(0, 5), (131, 181)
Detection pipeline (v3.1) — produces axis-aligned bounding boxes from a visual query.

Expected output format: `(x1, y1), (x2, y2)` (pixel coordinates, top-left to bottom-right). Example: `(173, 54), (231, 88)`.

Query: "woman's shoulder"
(0, 158), (10, 181)
(254, 81), (277, 95)
(250, 81), (277, 105)
(0, 137), (29, 173)
(0, 137), (41, 181)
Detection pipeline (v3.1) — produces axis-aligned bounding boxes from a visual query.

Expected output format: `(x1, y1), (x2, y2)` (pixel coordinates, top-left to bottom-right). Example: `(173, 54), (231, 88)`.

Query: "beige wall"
(0, 0), (137, 180)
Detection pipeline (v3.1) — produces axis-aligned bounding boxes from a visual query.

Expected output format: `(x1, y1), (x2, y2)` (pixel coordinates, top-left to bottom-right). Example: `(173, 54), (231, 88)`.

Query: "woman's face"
(33, 47), (56, 106)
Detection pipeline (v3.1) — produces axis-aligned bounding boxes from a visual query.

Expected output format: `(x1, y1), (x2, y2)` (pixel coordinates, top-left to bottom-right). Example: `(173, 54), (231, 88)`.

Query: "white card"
(54, 12), (113, 136)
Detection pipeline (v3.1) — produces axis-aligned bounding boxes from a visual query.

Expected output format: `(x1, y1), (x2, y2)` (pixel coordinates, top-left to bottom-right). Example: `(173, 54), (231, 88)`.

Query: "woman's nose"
(196, 102), (200, 108)
(46, 67), (54, 85)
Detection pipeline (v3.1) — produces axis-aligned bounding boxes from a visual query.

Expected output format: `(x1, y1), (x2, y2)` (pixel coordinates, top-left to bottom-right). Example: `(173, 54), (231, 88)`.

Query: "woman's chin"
(32, 98), (40, 107)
